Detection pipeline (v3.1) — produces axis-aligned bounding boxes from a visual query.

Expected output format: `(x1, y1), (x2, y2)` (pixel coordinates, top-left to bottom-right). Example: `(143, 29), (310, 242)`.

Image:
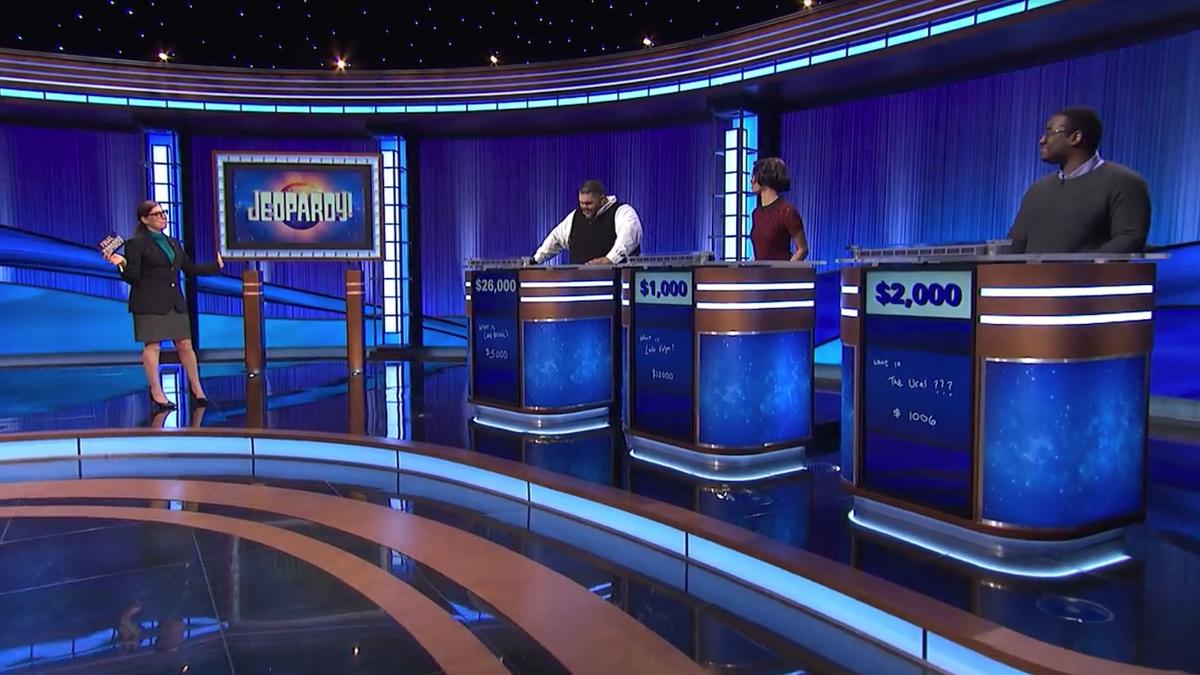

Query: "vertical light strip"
(717, 111), (758, 261)
(159, 365), (182, 427)
(385, 361), (412, 440)
(144, 130), (184, 316)
(378, 136), (410, 346)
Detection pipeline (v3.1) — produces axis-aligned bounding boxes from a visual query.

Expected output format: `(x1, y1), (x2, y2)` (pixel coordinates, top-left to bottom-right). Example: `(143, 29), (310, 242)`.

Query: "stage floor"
(0, 359), (1198, 672)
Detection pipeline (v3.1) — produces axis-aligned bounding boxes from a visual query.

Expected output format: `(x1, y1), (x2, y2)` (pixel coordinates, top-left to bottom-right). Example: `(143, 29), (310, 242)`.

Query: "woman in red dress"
(749, 157), (808, 261)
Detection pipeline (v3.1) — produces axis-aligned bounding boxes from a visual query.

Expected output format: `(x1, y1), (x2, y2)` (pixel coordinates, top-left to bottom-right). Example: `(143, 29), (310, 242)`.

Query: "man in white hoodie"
(532, 179), (643, 265)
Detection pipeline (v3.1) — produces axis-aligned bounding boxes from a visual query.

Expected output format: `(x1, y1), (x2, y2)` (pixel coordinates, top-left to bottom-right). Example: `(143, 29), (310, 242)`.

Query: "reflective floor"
(1, 359), (1199, 671)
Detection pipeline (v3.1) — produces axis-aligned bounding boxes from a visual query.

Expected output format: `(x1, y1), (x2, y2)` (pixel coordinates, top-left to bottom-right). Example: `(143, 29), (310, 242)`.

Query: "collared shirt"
(1058, 152), (1105, 182)
(532, 195), (644, 264)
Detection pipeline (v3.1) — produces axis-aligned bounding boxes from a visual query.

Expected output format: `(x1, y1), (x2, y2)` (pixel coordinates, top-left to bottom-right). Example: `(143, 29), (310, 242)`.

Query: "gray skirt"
(134, 310), (192, 343)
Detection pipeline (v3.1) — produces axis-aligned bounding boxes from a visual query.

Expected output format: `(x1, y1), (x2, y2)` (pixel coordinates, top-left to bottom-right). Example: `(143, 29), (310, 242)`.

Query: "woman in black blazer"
(105, 200), (224, 411)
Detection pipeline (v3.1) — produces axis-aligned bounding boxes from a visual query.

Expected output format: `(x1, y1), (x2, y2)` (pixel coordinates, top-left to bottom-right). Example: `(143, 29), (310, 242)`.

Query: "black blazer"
(118, 231), (220, 314)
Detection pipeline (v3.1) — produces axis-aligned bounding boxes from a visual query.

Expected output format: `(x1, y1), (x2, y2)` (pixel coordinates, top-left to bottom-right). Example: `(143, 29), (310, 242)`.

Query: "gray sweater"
(1007, 162), (1150, 253)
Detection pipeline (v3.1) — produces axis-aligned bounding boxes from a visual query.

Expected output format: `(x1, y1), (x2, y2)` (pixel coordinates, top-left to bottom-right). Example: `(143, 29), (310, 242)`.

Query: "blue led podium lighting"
(530, 484), (688, 555)
(0, 1), (1065, 115)
(847, 509), (1131, 579)
(520, 280), (615, 288)
(696, 282), (815, 291)
(925, 633), (1027, 675)
(471, 415), (610, 436)
(840, 308), (859, 318)
(979, 311), (1153, 326)
(519, 294), (613, 303)
(629, 449), (809, 482)
(696, 300), (814, 310)
(840, 285), (859, 294)
(979, 284), (1154, 298)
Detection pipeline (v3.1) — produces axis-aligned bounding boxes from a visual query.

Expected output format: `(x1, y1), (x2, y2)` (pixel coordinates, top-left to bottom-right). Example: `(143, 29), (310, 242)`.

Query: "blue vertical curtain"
(187, 134), (377, 317)
(781, 28), (1200, 265)
(418, 122), (715, 316)
(0, 122), (143, 300)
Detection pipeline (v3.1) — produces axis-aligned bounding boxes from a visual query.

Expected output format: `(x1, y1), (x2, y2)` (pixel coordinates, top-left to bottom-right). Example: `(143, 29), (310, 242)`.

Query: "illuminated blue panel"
(981, 356), (1145, 528)
(82, 457), (253, 479)
(472, 270), (520, 406)
(688, 535), (923, 657)
(0, 88), (45, 99)
(436, 103), (467, 112)
(888, 27), (930, 46)
(926, 633), (1026, 675)
(977, 1), (1026, 24)
(776, 56), (811, 72)
(632, 301), (694, 443)
(467, 102), (498, 111)
(710, 72), (743, 86)
(698, 331), (812, 447)
(407, 104), (437, 113)
(558, 96), (588, 106)
(128, 98), (167, 107)
(344, 105), (374, 113)
(848, 39), (886, 56)
(497, 100), (527, 110)
(588, 92), (619, 103)
(0, 438), (78, 462)
(87, 95), (128, 106)
(841, 344), (855, 481)
(618, 89), (648, 100)
(1027, 0), (1064, 7)
(204, 102), (239, 111)
(242, 104), (276, 112)
(376, 105), (408, 113)
(253, 437), (398, 469)
(527, 99), (557, 108)
(743, 65), (776, 80)
(166, 100), (204, 109)
(932, 15), (976, 35)
(45, 92), (86, 103)
(529, 509), (687, 589)
(400, 451), (528, 500)
(523, 317), (613, 409)
(811, 48), (848, 65)
(679, 79), (710, 92)
(648, 84), (680, 96)
(311, 105), (345, 113)
(79, 435), (252, 456)
(529, 484), (687, 555)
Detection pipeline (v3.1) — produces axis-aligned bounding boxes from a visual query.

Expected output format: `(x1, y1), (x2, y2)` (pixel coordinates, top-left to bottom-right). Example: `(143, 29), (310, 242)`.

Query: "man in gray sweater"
(1007, 107), (1150, 253)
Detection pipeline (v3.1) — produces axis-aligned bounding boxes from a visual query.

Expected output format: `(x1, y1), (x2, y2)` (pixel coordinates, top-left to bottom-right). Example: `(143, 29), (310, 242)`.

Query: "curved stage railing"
(0, 427), (1171, 675)
(5, 0), (1190, 116)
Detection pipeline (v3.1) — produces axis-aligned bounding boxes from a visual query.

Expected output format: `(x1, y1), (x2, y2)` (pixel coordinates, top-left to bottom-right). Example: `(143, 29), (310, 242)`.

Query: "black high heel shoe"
(189, 390), (213, 408)
(149, 389), (177, 412)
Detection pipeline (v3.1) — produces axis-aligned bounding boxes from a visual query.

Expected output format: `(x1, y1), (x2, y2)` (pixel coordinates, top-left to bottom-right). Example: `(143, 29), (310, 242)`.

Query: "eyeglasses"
(147, 210), (167, 218)
(1042, 127), (1071, 139)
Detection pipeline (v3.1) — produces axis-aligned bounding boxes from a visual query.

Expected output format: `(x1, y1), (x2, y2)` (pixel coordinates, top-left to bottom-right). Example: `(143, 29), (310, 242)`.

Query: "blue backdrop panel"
(522, 317), (613, 409)
(697, 330), (812, 448)
(782, 29), (1200, 268)
(0, 284), (140, 354)
(982, 356), (1146, 529)
(418, 122), (714, 317)
(0, 122), (143, 301)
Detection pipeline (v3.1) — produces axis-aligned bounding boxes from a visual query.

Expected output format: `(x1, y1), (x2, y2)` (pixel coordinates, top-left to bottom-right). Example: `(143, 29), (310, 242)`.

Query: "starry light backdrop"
(2, 0), (827, 69)
(981, 356), (1146, 529)
(522, 317), (614, 409)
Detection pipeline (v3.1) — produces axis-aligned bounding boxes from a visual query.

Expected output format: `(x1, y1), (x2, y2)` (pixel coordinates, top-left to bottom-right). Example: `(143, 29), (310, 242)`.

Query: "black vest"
(567, 201), (640, 264)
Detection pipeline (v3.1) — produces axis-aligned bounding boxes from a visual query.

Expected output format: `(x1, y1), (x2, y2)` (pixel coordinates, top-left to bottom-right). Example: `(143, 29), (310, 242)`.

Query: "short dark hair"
(752, 157), (791, 192)
(1055, 107), (1103, 153)
(579, 179), (606, 197)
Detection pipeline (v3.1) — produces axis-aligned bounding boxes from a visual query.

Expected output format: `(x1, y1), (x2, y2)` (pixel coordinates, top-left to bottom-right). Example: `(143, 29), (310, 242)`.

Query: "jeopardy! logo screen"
(216, 153), (381, 259)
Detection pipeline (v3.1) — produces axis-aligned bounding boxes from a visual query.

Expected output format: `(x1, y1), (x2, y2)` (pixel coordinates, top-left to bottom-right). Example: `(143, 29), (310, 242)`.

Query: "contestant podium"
(622, 255), (819, 479)
(466, 258), (618, 429)
(840, 242), (1159, 573)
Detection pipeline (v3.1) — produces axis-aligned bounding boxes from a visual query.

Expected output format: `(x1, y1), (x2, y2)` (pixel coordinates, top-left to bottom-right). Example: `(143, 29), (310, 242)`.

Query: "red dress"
(750, 198), (805, 261)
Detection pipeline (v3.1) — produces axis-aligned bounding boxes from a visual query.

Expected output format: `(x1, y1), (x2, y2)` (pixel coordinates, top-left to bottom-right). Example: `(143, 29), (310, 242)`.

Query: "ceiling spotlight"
(157, 50), (171, 62)
(334, 57), (348, 71)
(489, 54), (499, 65)
(803, 0), (815, 7)
(642, 36), (654, 47)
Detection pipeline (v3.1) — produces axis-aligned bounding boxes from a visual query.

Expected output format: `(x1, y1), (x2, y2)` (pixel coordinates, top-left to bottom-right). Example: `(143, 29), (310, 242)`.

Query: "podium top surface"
(465, 253), (824, 270)
(840, 241), (1165, 264)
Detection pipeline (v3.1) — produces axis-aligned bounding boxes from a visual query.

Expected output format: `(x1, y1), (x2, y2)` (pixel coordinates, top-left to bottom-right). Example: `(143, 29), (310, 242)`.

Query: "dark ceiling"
(1, 0), (835, 70)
